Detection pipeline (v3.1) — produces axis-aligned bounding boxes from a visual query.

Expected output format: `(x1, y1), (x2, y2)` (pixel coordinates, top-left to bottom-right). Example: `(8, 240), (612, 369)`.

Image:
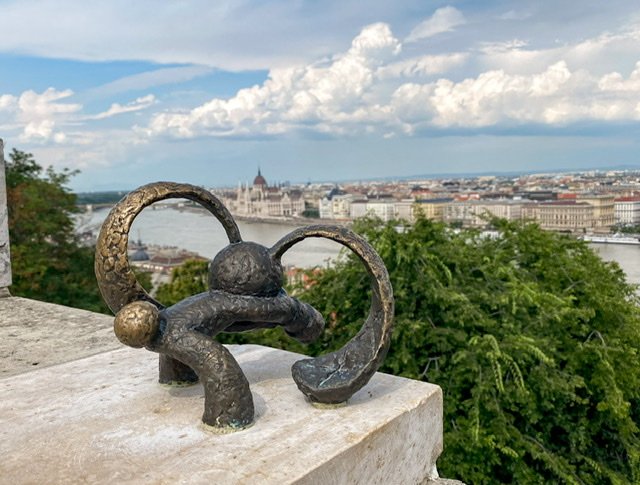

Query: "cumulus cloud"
(145, 23), (402, 138)
(16, 88), (81, 143)
(0, 95), (18, 130)
(598, 61), (640, 91)
(405, 6), (466, 43)
(391, 63), (562, 128)
(479, 24), (640, 76)
(1, 87), (156, 153)
(391, 61), (640, 128)
(144, 22), (640, 139)
(0, 94), (17, 111)
(6, 1), (640, 181)
(8, 13), (640, 158)
(377, 53), (468, 79)
(24, 127), (147, 172)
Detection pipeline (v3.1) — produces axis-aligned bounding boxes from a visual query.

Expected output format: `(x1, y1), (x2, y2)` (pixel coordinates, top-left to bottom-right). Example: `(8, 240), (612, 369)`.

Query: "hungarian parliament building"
(215, 170), (305, 218)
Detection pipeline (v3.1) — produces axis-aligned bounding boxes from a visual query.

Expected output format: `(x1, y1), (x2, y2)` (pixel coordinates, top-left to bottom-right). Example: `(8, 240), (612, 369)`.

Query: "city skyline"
(1, 1), (640, 191)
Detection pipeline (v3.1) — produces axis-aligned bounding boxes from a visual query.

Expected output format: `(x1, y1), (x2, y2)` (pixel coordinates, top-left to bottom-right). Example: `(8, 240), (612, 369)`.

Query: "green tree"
(155, 259), (209, 304)
(146, 216), (640, 484)
(6, 149), (109, 313)
(297, 218), (640, 484)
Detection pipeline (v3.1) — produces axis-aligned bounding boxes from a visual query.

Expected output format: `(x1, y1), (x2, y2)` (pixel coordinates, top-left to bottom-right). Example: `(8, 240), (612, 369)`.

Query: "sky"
(1, 1), (640, 191)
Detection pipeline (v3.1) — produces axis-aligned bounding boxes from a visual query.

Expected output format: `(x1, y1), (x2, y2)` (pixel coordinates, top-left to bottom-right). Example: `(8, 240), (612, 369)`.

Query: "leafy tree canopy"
(6, 149), (108, 312)
(155, 259), (210, 305)
(156, 216), (640, 484)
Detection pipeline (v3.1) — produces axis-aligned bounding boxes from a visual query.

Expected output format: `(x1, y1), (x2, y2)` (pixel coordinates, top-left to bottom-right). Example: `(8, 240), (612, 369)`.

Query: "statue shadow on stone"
(95, 182), (394, 432)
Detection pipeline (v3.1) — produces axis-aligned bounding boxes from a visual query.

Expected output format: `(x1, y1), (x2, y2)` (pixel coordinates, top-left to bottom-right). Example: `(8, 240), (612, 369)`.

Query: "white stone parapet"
(0, 139), (11, 291)
(0, 296), (119, 378)
(1, 298), (463, 484)
(1, 342), (445, 484)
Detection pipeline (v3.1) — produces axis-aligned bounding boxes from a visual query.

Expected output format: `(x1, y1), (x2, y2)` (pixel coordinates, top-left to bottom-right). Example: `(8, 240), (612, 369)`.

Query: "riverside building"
(614, 197), (640, 225)
(218, 170), (305, 218)
(443, 200), (523, 227)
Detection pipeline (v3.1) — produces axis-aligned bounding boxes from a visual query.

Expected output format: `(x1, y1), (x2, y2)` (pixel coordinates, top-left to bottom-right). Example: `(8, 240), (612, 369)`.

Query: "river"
(76, 206), (640, 285)
(76, 205), (342, 268)
(590, 243), (640, 285)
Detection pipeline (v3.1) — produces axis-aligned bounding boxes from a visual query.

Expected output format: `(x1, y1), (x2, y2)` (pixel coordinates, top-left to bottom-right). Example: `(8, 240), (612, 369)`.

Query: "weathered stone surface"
(0, 296), (119, 377)
(0, 139), (11, 289)
(0, 344), (444, 484)
(423, 479), (466, 484)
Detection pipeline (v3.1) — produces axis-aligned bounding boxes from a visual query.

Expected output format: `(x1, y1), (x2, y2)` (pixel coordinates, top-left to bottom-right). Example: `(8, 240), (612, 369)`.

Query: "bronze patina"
(95, 182), (394, 431)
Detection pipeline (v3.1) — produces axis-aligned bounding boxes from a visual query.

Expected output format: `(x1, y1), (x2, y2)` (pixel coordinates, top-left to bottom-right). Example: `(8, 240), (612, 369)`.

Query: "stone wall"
(0, 297), (463, 484)
(0, 139), (11, 290)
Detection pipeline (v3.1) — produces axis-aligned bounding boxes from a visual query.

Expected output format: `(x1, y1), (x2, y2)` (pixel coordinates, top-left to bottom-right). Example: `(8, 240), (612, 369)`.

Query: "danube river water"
(76, 206), (640, 285)
(76, 206), (343, 268)
(591, 243), (640, 285)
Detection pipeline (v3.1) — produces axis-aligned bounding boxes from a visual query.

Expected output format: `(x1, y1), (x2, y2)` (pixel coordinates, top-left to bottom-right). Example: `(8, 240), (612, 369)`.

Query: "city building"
(443, 200), (522, 227)
(393, 198), (452, 222)
(344, 197), (398, 222)
(614, 197), (640, 225)
(522, 194), (615, 233)
(319, 190), (360, 220)
(349, 200), (369, 220)
(414, 198), (453, 222)
(129, 245), (207, 288)
(523, 201), (594, 232)
(393, 200), (414, 221)
(365, 199), (396, 221)
(208, 167), (640, 233)
(578, 194), (615, 231)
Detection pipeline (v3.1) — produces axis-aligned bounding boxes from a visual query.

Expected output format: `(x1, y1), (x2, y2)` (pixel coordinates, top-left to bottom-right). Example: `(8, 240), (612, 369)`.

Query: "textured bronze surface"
(113, 301), (160, 348)
(95, 182), (394, 430)
(271, 226), (394, 404)
(94, 181), (241, 313)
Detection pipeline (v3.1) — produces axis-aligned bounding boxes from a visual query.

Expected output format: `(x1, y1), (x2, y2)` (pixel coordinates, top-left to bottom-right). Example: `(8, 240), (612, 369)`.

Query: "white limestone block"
(0, 297), (119, 378)
(0, 344), (443, 484)
(0, 139), (11, 289)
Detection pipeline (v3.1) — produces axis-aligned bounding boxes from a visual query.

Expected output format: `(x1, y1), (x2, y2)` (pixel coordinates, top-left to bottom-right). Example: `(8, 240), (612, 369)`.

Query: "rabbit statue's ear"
(270, 225), (394, 404)
(95, 182), (241, 314)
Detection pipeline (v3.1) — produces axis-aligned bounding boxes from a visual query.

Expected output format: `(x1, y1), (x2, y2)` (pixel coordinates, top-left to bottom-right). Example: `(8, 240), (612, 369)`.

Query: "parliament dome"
(253, 169), (267, 187)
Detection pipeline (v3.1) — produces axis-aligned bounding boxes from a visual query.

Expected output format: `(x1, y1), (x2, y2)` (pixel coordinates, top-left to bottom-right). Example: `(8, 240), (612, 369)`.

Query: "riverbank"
(76, 204), (640, 286)
(581, 234), (640, 245)
(84, 203), (351, 229)
(75, 205), (343, 268)
(173, 204), (351, 228)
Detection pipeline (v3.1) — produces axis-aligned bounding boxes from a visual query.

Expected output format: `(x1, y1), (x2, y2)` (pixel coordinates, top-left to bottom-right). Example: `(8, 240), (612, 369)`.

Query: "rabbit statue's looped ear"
(95, 182), (241, 314)
(270, 224), (394, 404)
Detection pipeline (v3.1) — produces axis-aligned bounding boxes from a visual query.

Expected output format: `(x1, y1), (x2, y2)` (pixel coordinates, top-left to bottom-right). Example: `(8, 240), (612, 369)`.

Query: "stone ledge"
(0, 138), (10, 289)
(423, 479), (465, 485)
(1, 344), (444, 484)
(0, 296), (119, 378)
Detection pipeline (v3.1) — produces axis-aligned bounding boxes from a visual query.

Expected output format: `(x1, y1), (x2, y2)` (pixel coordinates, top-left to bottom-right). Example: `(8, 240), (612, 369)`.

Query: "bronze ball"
(209, 241), (283, 297)
(114, 301), (160, 348)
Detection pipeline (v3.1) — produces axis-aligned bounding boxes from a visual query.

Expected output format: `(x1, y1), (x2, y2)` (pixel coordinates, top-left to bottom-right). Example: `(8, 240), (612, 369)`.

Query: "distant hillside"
(75, 191), (128, 205)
